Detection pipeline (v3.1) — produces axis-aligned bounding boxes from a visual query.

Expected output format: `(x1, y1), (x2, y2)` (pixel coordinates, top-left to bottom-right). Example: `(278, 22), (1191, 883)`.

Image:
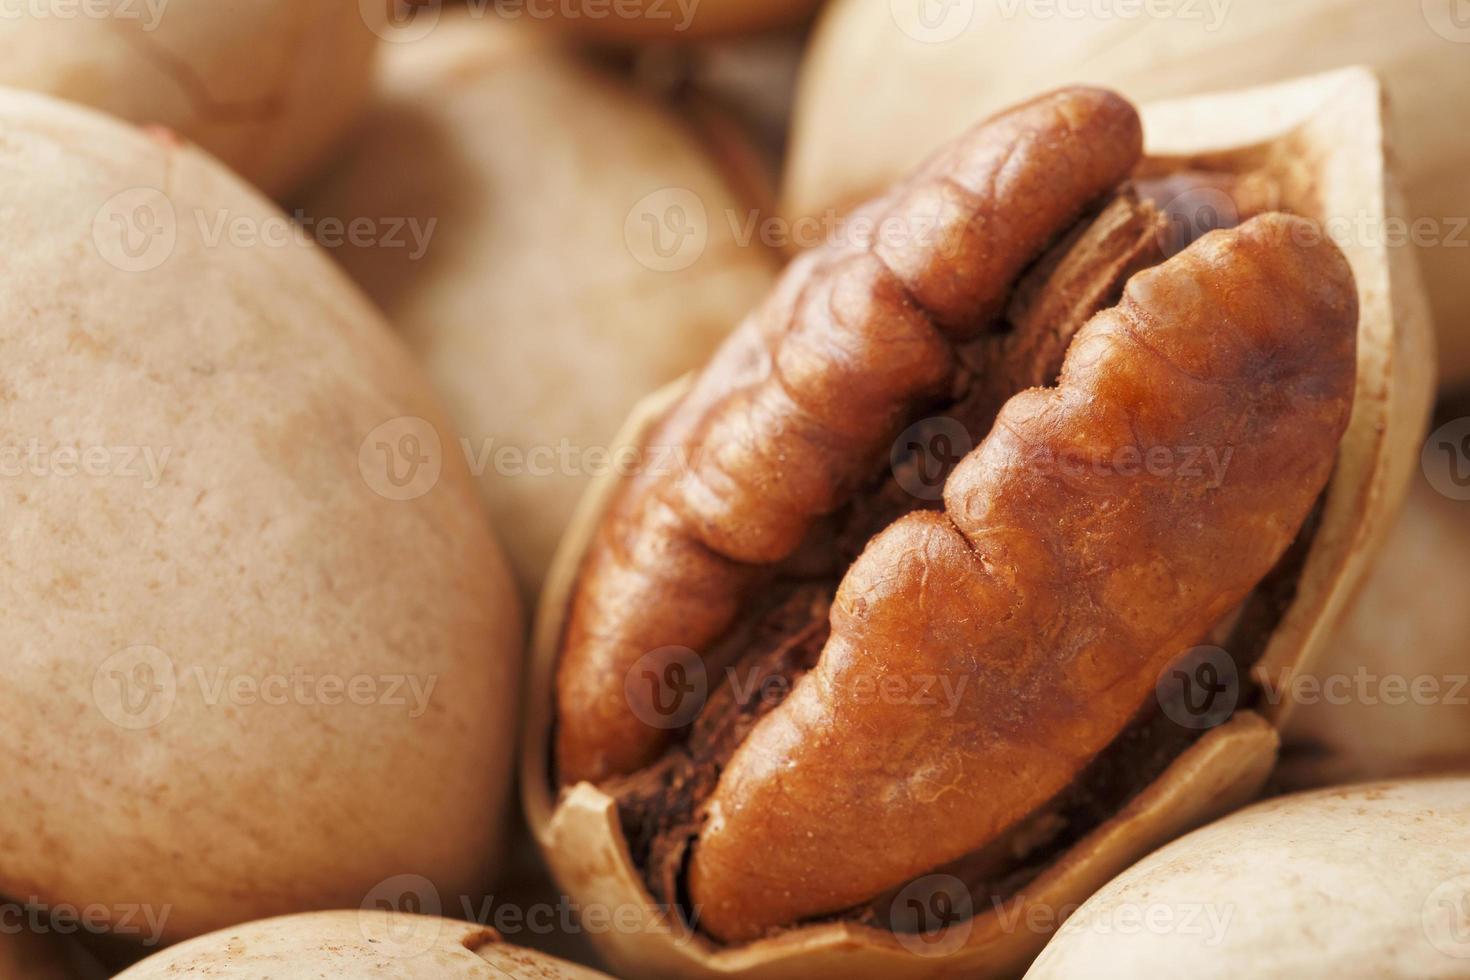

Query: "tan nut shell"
(521, 70), (1435, 979)
(1025, 777), (1470, 978)
(114, 910), (611, 979)
(787, 0), (1470, 387)
(1278, 476), (1470, 789)
(301, 11), (777, 597)
(0, 0), (378, 196)
(0, 90), (522, 944)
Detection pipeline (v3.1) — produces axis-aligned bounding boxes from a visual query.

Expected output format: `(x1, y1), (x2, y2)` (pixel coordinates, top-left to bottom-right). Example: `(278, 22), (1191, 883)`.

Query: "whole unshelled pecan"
(553, 87), (1357, 943)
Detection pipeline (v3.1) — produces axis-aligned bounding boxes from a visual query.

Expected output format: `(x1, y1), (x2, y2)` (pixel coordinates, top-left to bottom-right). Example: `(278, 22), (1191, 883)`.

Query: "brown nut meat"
(557, 87), (1147, 785)
(528, 70), (1433, 979)
(687, 212), (1356, 940)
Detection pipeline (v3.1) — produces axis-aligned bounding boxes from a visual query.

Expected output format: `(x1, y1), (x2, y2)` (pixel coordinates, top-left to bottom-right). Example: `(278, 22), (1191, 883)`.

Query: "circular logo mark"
(624, 188), (709, 273)
(1156, 186), (1241, 257)
(361, 0), (442, 43)
(889, 0), (976, 44)
(625, 646), (707, 730)
(1423, 417), (1470, 502)
(92, 187), (177, 273)
(891, 416), (973, 501)
(360, 874), (444, 959)
(1423, 0), (1470, 43)
(93, 646), (177, 730)
(1156, 645), (1238, 731)
(359, 417), (443, 502)
(1423, 873), (1470, 959)
(890, 874), (974, 957)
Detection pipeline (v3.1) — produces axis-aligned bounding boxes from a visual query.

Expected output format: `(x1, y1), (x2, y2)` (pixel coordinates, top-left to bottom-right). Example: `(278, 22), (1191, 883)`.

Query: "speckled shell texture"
(1026, 777), (1470, 979)
(115, 911), (612, 979)
(0, 89), (523, 944)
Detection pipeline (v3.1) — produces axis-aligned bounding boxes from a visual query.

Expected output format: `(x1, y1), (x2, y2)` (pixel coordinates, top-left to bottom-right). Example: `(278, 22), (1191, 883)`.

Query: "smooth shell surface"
(115, 911), (611, 978)
(0, 0), (378, 195)
(1279, 475), (1470, 787)
(1026, 777), (1470, 979)
(787, 0), (1470, 385)
(522, 70), (1434, 979)
(302, 11), (777, 596)
(0, 90), (522, 943)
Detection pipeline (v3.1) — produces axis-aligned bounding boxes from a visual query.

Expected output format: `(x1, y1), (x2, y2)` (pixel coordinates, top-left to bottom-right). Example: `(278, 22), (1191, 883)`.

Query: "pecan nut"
(553, 87), (1357, 944)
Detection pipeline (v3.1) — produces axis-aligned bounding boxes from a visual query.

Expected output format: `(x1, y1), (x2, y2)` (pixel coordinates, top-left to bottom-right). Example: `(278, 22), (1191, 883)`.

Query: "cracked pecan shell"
(525, 70), (1433, 980)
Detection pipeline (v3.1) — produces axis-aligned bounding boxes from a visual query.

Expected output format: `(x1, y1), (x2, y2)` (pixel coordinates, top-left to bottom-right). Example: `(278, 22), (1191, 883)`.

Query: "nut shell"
(0, 0), (378, 196)
(114, 911), (611, 979)
(0, 90), (523, 944)
(1025, 777), (1470, 978)
(523, 69), (1433, 978)
(1278, 476), (1470, 788)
